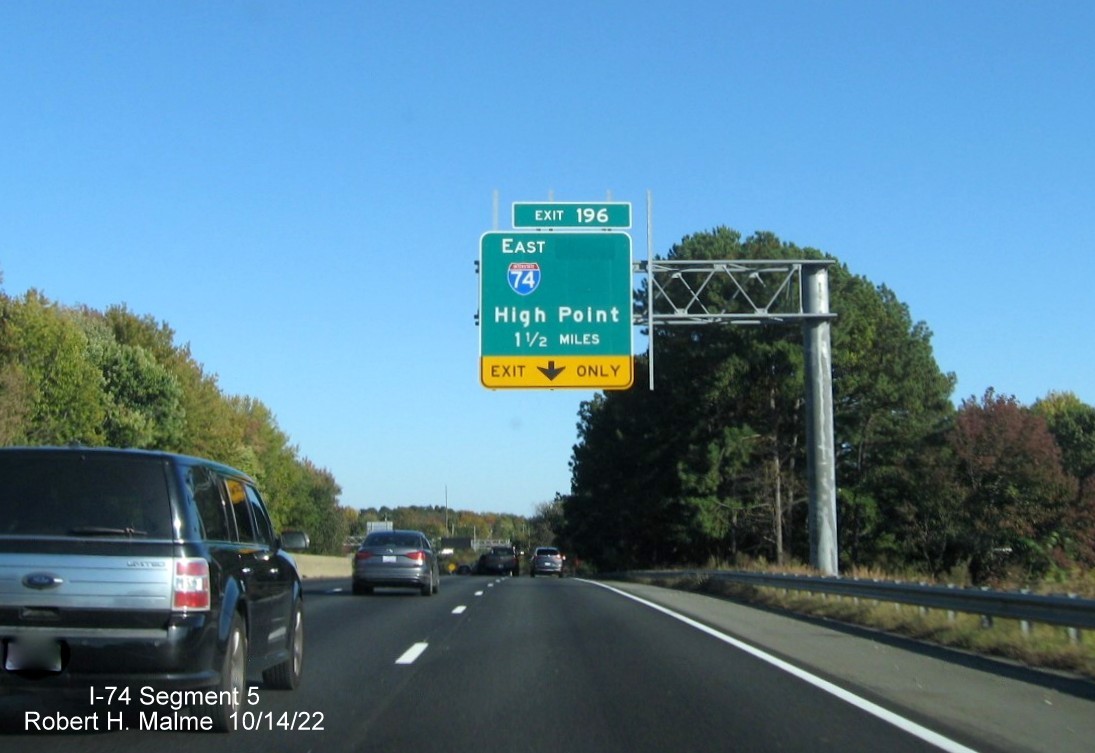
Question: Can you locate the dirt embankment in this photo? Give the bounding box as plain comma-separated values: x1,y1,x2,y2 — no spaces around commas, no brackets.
293,553,352,579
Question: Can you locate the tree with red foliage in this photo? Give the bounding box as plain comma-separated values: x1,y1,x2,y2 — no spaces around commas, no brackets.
950,389,1076,583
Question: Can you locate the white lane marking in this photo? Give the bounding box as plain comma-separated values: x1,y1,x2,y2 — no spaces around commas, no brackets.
395,642,429,665
587,580,981,753
488,582,495,588
452,606,467,614
474,590,484,597
326,588,344,594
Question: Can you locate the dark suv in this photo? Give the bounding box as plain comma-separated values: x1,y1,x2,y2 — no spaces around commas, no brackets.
0,447,309,731
477,545,519,576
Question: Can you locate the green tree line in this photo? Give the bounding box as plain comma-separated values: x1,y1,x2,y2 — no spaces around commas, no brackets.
0,279,348,554
561,228,1095,585
347,501,561,553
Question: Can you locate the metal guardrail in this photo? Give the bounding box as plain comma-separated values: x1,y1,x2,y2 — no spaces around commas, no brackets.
610,570,1095,633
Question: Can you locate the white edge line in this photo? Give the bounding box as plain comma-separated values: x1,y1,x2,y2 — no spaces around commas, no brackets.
395,642,429,665
585,580,980,753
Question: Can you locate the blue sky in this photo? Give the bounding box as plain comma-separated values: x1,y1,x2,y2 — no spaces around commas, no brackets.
2,2,1093,516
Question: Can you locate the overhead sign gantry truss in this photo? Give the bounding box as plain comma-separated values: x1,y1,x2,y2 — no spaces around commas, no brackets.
638,258,837,326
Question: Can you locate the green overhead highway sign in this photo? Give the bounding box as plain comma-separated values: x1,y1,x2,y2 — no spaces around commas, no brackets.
512,202,632,229
479,230,633,389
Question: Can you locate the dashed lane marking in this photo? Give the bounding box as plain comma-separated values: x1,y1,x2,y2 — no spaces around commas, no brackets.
395,642,429,665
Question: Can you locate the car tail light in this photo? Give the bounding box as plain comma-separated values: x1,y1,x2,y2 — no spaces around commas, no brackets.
404,550,427,563
355,551,374,561
173,558,211,611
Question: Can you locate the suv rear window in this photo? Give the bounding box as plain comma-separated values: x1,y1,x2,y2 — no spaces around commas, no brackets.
0,453,173,539
536,548,560,557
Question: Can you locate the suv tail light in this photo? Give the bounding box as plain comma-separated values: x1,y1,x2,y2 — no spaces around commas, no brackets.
404,550,427,563
173,558,211,611
355,551,374,561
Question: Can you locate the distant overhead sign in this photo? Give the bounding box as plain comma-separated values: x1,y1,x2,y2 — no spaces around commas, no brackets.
512,202,632,229
479,229,633,390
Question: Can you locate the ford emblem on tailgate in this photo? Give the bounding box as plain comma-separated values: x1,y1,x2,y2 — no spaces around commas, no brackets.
23,573,63,590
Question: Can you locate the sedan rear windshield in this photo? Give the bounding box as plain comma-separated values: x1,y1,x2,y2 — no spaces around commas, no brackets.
0,453,173,539
536,549,560,557
364,533,422,548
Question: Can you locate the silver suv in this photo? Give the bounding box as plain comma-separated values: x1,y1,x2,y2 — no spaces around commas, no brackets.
530,546,564,577
0,447,309,731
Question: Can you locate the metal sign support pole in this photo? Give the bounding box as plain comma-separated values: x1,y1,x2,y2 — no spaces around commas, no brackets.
803,264,839,575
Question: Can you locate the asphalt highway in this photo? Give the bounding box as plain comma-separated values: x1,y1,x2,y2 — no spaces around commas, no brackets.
2,575,1092,753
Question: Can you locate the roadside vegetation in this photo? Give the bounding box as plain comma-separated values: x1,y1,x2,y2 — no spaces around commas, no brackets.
0,271,565,556
0,279,346,553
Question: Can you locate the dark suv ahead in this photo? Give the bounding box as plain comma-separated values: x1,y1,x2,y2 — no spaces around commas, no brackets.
0,447,309,731
477,545,519,576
